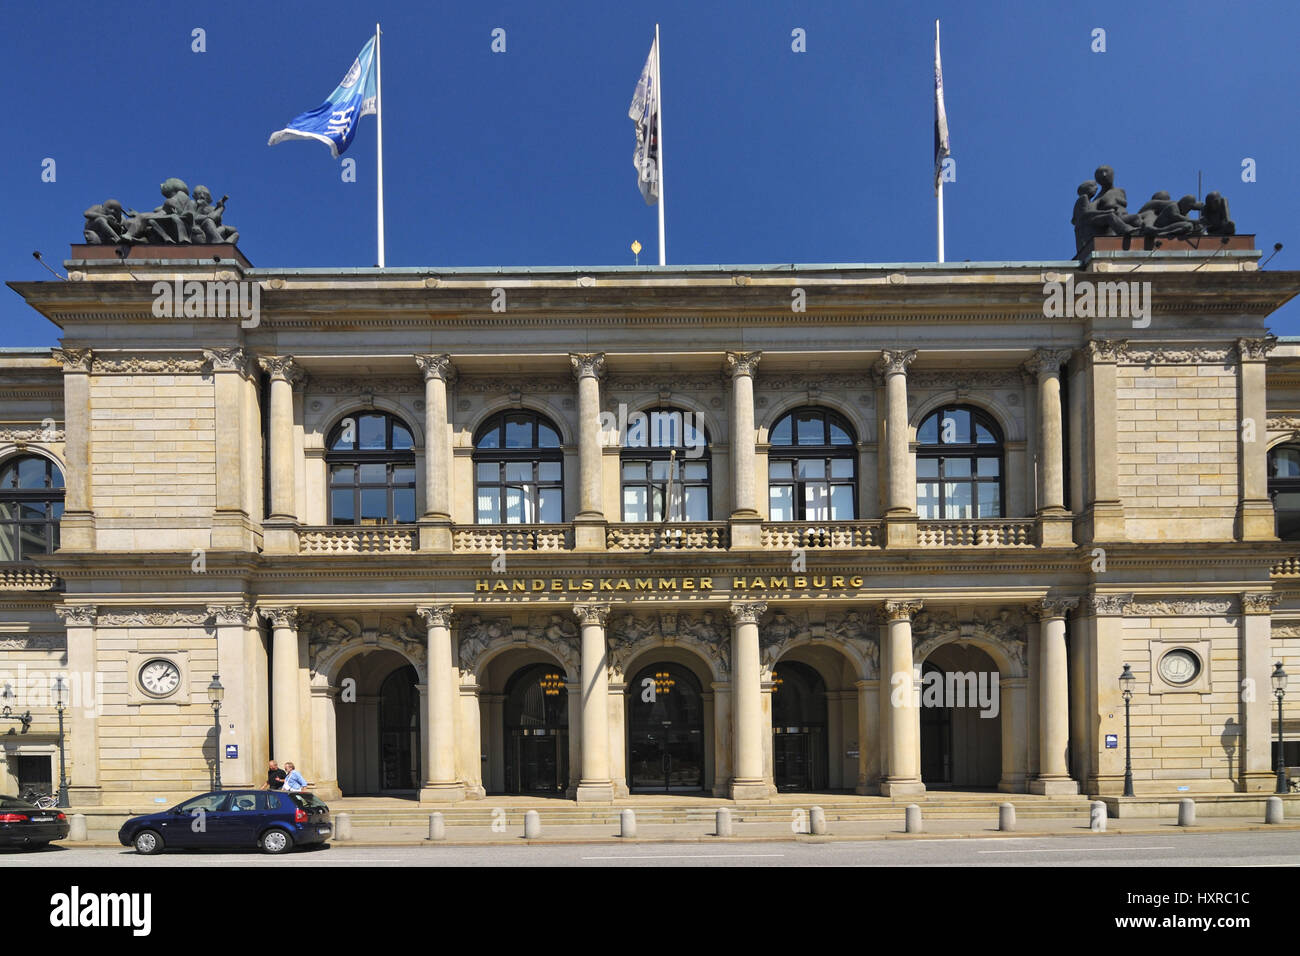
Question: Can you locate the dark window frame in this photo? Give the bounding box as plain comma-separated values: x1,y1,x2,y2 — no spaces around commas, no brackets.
1268,443,1300,540
0,455,64,561
619,406,712,522
325,412,417,526
767,407,858,521
473,410,565,524
915,405,1005,520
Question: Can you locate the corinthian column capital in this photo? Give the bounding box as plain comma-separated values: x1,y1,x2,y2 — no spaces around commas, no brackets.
728,601,768,626
1033,597,1080,621
52,348,93,373
417,605,456,629
1237,336,1278,363
724,351,762,378
416,354,456,382
257,355,305,384
573,602,613,627
258,606,300,630
875,349,917,377
1023,348,1074,376
569,352,606,381
882,599,923,622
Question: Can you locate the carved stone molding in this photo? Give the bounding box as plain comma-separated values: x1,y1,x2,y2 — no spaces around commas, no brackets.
307,376,423,395
0,427,65,442
1023,348,1074,376
259,606,300,630
758,609,808,668
908,369,1022,389
457,376,571,394
1034,597,1080,621
1237,336,1278,362
202,347,252,375
1095,342,1235,367
1272,622,1300,638
1086,339,1127,364
572,602,613,627
909,607,1029,676
1085,593,1133,616
0,634,65,650
569,353,607,382
415,354,456,383
1241,592,1281,615
1124,598,1236,617
54,605,96,627
605,374,722,392
95,608,214,626
882,599,923,622
728,601,768,626
458,614,513,671
605,610,730,678
94,354,209,374
724,351,762,378
1267,417,1300,433
875,349,917,377
51,348,93,373
258,355,305,384
206,603,257,627
416,605,455,629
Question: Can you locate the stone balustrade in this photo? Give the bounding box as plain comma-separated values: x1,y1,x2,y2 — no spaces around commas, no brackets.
916,520,1035,547
452,524,574,552
606,522,729,551
759,521,881,549
298,526,416,554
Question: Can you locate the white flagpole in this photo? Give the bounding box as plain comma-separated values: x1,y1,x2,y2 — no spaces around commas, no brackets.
375,22,386,268
655,23,666,266
935,19,944,264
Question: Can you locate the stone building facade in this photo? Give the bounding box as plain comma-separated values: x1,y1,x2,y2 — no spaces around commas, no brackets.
2,247,1299,806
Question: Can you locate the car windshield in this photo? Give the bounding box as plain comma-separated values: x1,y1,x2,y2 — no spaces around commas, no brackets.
0,797,37,810
175,793,228,813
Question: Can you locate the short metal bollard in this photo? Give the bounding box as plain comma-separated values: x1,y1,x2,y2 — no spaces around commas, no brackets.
810,806,827,835
428,812,445,841
1266,796,1284,825
334,811,352,841
620,808,637,838
1177,798,1195,827
905,804,922,834
998,803,1015,832
715,807,733,837
69,813,88,842
524,809,541,839
1090,801,1107,832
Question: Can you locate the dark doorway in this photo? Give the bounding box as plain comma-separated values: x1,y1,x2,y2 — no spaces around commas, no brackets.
627,663,705,792
771,660,828,791
379,666,421,791
504,664,569,793
919,662,953,785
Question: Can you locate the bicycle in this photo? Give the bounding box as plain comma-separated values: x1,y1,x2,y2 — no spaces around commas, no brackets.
20,787,58,810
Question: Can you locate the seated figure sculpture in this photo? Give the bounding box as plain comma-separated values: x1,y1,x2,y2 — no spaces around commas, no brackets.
83,199,127,244
191,186,239,245
1075,165,1142,247
122,178,197,244
1201,191,1235,235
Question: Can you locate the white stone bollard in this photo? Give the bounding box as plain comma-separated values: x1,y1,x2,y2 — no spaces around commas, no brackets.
998,803,1016,832
334,811,352,841
1090,801,1107,832
905,804,922,834
715,807,733,837
620,808,636,838
1177,798,1195,827
428,812,445,841
810,806,827,835
1266,796,1284,825
69,813,88,842
524,809,541,839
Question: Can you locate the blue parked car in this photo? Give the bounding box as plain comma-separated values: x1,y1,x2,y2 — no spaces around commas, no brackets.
118,790,331,855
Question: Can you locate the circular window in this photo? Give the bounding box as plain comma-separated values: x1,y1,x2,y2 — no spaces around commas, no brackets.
1157,649,1201,686
138,658,181,699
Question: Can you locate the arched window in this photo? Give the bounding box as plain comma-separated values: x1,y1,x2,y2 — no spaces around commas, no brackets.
768,407,857,521
474,411,563,523
1269,444,1300,539
620,407,711,521
326,412,416,525
0,456,64,561
916,406,1003,519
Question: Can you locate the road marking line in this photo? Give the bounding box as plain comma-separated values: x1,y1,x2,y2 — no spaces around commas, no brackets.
581,853,786,860
978,845,1167,854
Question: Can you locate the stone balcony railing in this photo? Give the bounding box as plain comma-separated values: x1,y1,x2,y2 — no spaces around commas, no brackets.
760,521,881,549
0,562,63,591
453,524,574,552
916,519,1036,548
607,522,729,551
298,526,416,554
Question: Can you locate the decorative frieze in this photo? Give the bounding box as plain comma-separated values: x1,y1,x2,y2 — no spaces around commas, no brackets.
0,427,65,443
1241,592,1281,615
307,376,423,394
605,610,730,677
907,369,1023,389
1085,593,1133,616
1091,340,1235,366
0,634,65,650
1124,597,1236,616
93,354,210,374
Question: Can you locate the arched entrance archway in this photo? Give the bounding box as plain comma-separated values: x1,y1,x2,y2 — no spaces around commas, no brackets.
379,666,420,790
919,645,1002,789
627,662,706,792
503,663,570,793
771,660,827,791
334,648,423,796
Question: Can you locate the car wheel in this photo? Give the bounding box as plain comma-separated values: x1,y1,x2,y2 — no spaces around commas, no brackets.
260,829,293,854
133,830,164,855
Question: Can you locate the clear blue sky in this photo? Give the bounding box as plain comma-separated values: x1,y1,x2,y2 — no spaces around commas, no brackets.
4,0,1298,346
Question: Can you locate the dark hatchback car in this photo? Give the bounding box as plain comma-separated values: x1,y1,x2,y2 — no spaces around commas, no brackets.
118,790,331,855
0,796,70,849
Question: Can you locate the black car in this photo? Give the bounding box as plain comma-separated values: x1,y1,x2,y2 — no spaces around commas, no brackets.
117,790,331,855
0,795,70,849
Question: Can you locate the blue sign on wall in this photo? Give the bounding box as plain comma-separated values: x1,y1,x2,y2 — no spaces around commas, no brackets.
225,744,238,759
1104,734,1118,749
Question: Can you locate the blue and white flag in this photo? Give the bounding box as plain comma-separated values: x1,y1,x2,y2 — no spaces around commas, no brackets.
629,36,660,206
268,36,378,158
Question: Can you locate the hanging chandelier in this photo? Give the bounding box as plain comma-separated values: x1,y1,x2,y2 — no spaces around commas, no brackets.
539,672,564,696
653,670,676,694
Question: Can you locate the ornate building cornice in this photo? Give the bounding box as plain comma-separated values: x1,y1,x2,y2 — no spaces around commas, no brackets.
0,633,65,650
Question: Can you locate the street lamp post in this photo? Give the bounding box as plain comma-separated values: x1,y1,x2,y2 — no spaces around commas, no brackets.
1120,663,1135,798
1272,662,1288,795
54,675,69,808
207,674,225,791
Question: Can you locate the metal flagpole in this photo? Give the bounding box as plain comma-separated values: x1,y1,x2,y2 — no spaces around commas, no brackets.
938,180,945,263
375,22,386,268
655,23,666,266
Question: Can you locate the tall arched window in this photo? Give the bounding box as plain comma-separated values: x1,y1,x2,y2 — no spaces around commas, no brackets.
474,410,563,523
1269,443,1300,539
0,456,64,561
326,412,416,525
916,406,1003,519
620,407,711,521
768,407,857,520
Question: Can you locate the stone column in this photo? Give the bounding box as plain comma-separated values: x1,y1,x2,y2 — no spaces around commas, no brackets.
1241,592,1281,790
574,603,614,800
1030,597,1080,794
729,601,769,799
416,354,455,551
309,681,341,800
416,605,464,801
1237,338,1277,540
459,680,485,798
258,356,304,552
208,602,257,788
260,607,303,769
54,605,99,803
1026,348,1075,546
204,348,256,549
855,678,876,794
711,681,733,797
1081,593,1130,793
608,677,628,797
482,693,505,793
876,350,917,547
997,677,1029,792
1083,341,1126,540
569,353,607,550
51,349,94,549
880,599,925,795
725,352,762,548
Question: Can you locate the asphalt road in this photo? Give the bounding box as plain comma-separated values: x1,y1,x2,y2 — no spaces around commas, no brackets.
7,831,1300,866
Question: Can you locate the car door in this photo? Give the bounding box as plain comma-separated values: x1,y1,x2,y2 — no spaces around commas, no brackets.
214,792,262,846
164,792,230,848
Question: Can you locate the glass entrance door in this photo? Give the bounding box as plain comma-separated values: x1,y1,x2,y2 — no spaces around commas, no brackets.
773,731,812,791
512,730,566,792
504,664,570,794
627,663,705,792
